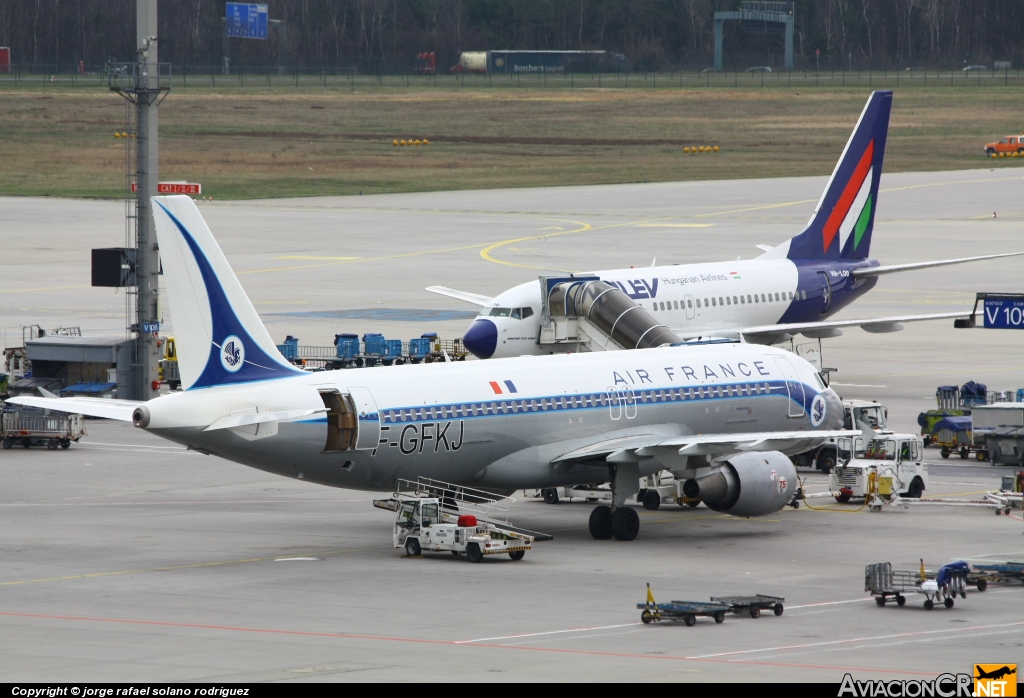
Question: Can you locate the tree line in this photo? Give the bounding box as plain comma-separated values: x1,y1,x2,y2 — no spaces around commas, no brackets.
1,0,1022,73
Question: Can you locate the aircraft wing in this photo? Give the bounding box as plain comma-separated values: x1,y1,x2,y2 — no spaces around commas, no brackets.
673,311,973,344
552,429,858,463
425,286,493,307
851,251,1024,277
5,394,142,421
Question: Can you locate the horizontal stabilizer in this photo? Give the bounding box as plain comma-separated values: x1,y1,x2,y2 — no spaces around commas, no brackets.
425,285,493,307
5,395,141,421
204,408,327,432
851,251,1024,277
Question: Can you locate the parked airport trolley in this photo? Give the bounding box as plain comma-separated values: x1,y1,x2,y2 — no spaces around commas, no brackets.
373,477,551,562
710,594,785,618
865,561,969,610
638,584,732,626
1,405,86,450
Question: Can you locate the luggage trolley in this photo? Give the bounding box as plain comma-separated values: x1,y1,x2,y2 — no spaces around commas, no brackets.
710,594,785,618
637,584,729,627
865,561,968,610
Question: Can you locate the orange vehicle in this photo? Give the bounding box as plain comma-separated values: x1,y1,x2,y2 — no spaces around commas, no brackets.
984,134,1024,155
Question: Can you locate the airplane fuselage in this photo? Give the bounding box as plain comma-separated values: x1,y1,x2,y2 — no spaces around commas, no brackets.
466,257,880,359
140,343,843,493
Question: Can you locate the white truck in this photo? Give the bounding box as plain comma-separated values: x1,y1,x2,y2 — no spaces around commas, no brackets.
373,478,546,562
794,399,889,472
829,434,929,509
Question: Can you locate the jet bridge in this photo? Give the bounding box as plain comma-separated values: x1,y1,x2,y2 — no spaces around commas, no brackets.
537,276,680,352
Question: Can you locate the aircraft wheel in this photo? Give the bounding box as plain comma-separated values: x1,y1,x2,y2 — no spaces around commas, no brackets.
944,597,954,608
542,488,559,504
924,599,934,610
683,614,696,627
2,438,12,449
508,550,525,561
405,538,421,557
611,507,640,541
47,439,59,451
896,595,906,607
588,506,613,540
687,500,700,508
774,604,784,616
641,610,653,624
642,490,661,510
750,606,761,618
714,611,725,624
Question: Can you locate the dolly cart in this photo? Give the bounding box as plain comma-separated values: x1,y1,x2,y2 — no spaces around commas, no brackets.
710,595,785,618
373,477,551,562
1,406,86,450
638,584,729,626
969,562,1024,590
866,561,968,610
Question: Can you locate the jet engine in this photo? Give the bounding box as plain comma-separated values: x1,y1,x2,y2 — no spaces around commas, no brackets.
681,451,797,517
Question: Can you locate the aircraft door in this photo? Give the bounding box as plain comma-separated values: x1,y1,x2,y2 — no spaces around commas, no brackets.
348,386,381,450
319,389,357,452
816,271,833,314
606,388,622,420
684,295,696,320
621,388,637,419
773,357,806,418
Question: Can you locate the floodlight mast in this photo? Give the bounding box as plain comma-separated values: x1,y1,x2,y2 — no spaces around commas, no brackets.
109,0,169,400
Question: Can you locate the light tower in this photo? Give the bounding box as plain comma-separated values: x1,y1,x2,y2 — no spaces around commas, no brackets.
109,0,169,400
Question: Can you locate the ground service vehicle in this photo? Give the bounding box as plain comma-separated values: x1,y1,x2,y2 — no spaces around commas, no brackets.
794,399,889,472
985,134,1024,156
373,479,543,562
830,434,928,504
159,336,180,390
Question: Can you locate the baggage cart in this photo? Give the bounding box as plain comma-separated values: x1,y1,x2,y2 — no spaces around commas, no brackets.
969,562,1024,590
710,594,785,618
637,585,728,626
865,561,968,610
1,406,86,450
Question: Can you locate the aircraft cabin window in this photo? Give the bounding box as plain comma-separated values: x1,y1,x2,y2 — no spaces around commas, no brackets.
726,297,731,305
761,294,766,302
696,299,701,308
774,292,779,301
733,296,738,305
719,297,724,306
672,300,678,310
711,298,716,306
687,300,692,309
521,307,534,319
789,292,794,300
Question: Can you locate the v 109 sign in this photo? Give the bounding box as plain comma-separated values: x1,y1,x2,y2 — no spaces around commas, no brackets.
983,296,1024,329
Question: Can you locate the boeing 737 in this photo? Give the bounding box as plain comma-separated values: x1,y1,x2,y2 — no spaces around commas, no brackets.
428,91,1020,359
11,196,856,542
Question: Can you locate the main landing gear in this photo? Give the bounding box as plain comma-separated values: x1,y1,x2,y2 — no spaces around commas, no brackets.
588,462,642,541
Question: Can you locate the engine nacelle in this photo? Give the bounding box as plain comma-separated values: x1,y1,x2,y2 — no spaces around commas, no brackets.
682,451,796,517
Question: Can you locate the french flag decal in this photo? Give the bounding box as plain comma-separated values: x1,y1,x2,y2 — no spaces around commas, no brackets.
489,380,518,394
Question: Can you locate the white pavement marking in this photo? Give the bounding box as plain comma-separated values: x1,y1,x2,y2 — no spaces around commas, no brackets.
687,621,1024,659
455,623,641,644
786,598,873,610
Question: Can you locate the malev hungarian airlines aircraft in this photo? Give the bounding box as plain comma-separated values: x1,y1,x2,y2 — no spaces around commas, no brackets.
429,91,1020,360
11,197,855,542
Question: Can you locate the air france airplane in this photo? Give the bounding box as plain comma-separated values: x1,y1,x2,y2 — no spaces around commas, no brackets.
429,91,1020,359
11,196,855,542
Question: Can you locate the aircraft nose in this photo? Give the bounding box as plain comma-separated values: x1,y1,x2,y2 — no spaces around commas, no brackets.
463,319,498,359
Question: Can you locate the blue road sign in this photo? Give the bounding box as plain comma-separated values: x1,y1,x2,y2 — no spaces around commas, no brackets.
226,3,268,39
142,322,161,333
983,296,1024,329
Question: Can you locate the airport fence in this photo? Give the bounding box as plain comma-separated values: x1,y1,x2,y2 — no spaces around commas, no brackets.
2,62,1024,92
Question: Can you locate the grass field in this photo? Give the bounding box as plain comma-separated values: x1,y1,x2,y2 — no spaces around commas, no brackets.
1,80,1022,199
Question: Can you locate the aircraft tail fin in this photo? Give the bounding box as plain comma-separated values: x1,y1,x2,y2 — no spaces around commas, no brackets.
782,91,892,261
152,196,301,390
